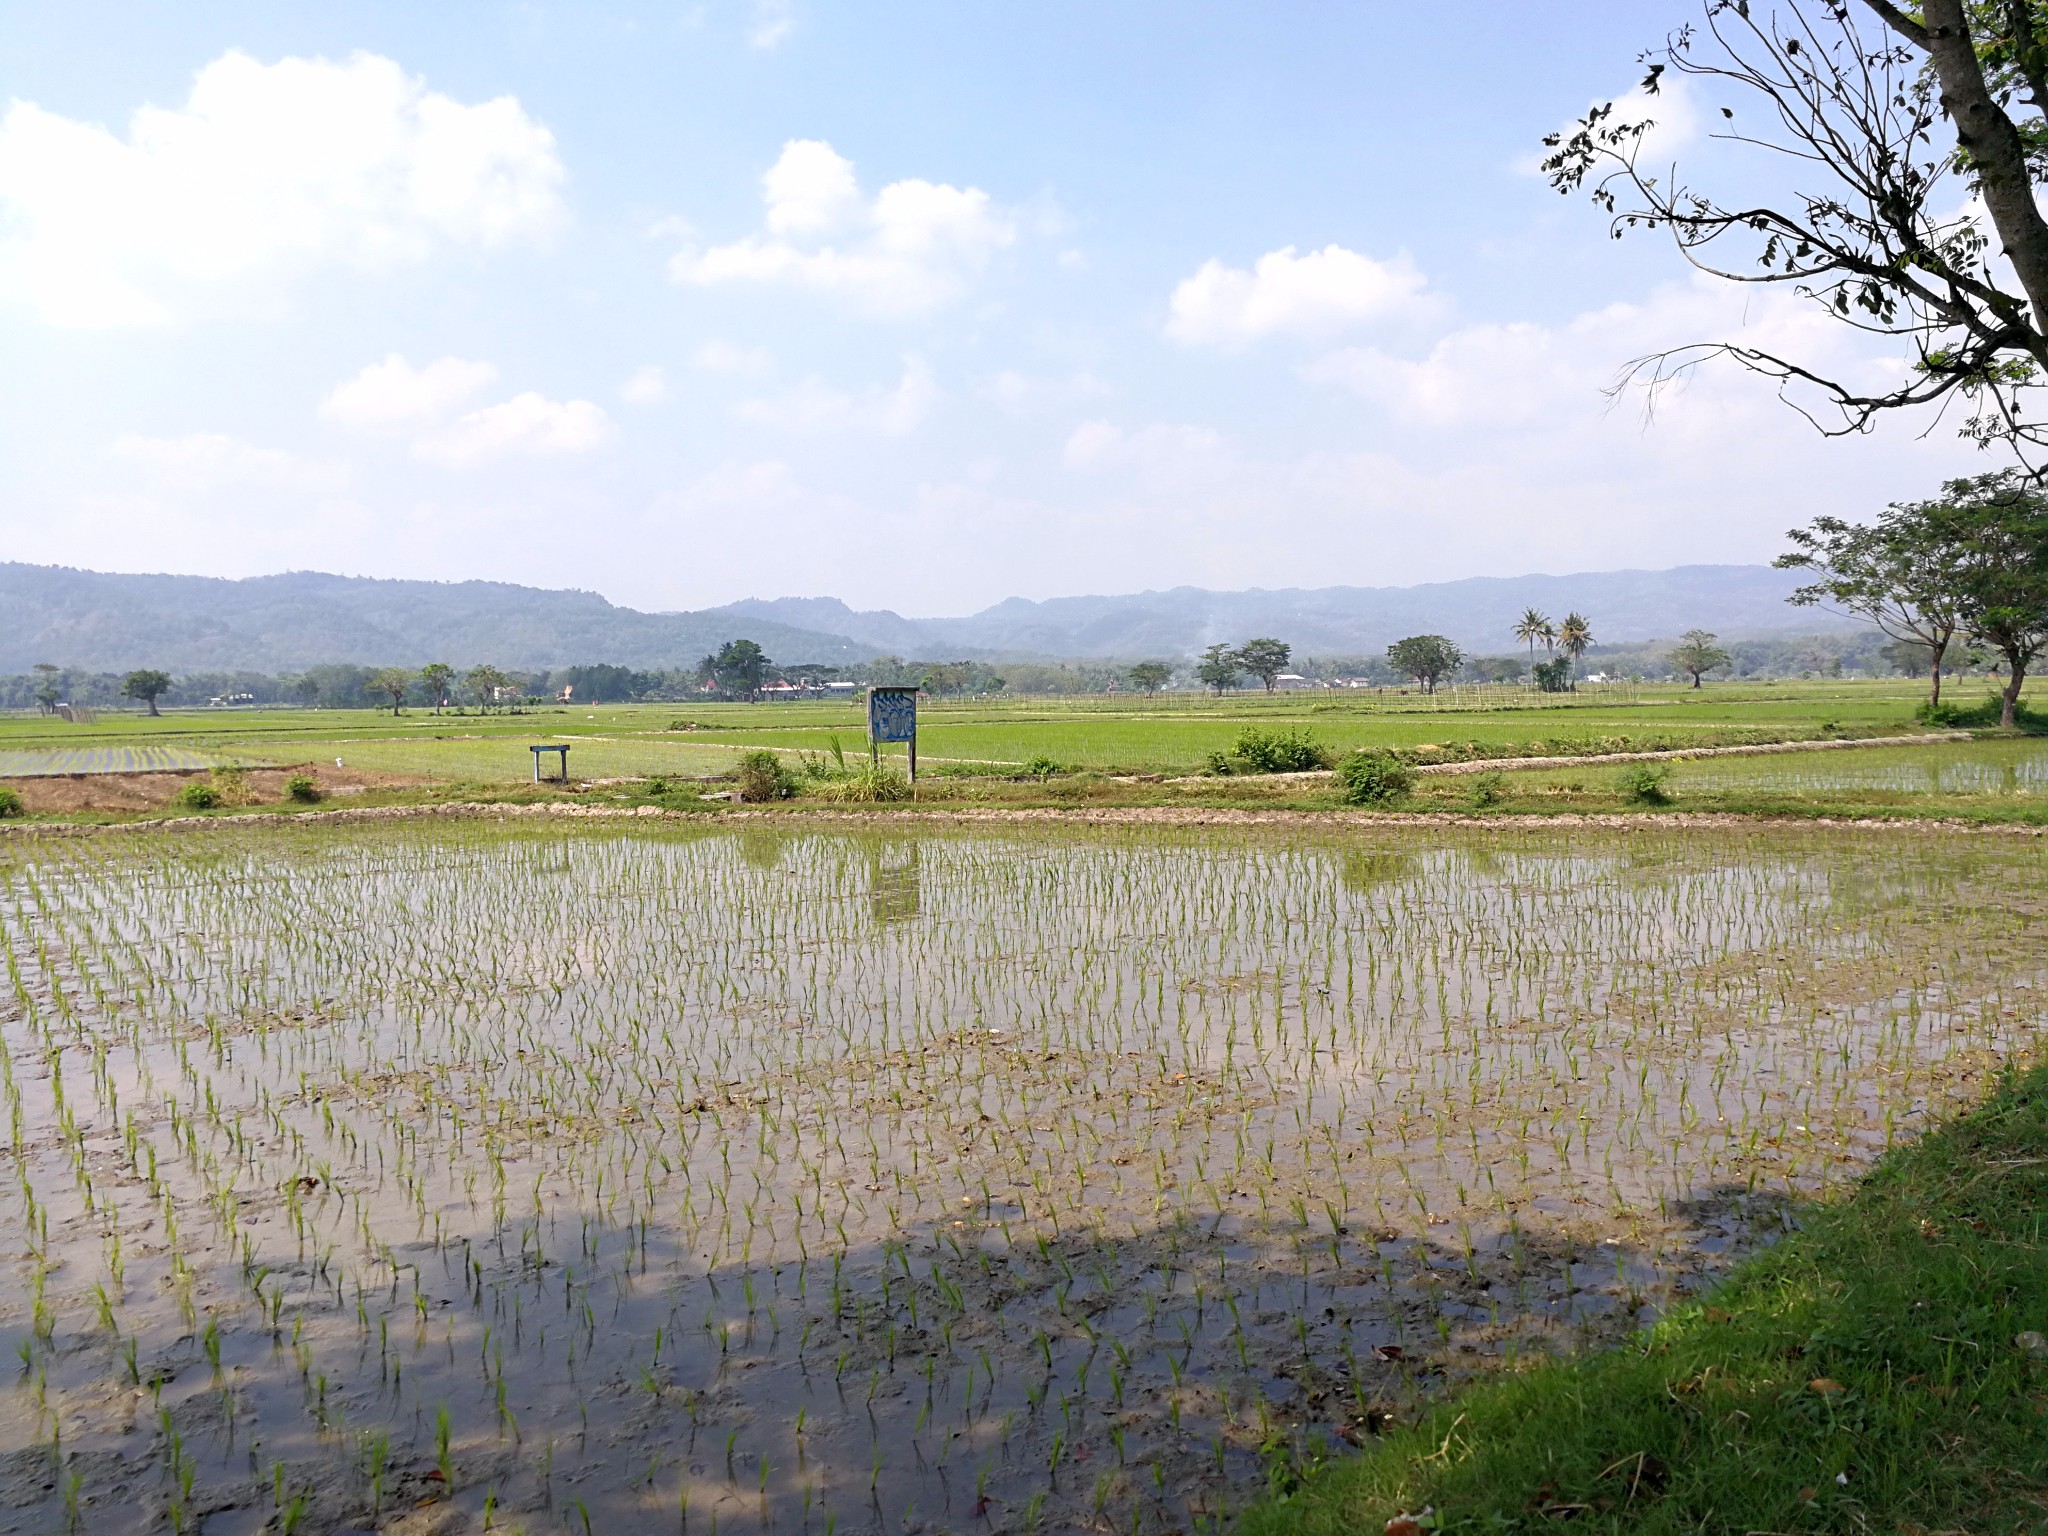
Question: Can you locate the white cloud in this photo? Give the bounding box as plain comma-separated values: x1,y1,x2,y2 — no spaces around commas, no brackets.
982,369,1111,414
1166,244,1431,347
0,49,565,328
111,433,348,493
619,365,669,404
669,139,1015,314
748,0,798,49
736,356,936,434
322,353,615,467
693,340,775,376
1062,420,1230,482
414,393,618,468
320,354,499,432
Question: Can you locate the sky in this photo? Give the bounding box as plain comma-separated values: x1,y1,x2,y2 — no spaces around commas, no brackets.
0,1,1991,616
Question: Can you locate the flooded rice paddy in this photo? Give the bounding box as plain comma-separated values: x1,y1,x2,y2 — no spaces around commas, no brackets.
1,820,2043,1535
1667,736,2048,797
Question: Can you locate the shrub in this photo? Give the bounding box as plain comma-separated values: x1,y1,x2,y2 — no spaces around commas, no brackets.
1916,695,2042,730
1335,751,1413,806
1531,658,1573,693
1227,727,1331,774
0,787,22,818
734,750,800,803
812,765,912,802
1024,754,1062,781
284,774,321,803
1613,762,1674,805
1466,770,1506,809
174,781,222,810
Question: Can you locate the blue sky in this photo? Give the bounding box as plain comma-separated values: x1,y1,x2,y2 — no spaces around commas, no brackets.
0,2,1980,615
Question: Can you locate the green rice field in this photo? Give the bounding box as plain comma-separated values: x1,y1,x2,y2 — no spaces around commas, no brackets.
0,746,222,778
2,818,2041,1534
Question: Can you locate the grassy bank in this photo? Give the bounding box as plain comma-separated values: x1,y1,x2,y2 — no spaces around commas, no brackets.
1241,1061,2048,1536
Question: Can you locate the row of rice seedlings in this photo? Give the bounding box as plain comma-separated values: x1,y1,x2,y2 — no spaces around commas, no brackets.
0,820,2038,1532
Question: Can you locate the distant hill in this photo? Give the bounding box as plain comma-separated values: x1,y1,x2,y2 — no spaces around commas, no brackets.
716,565,1848,660
0,561,1846,675
0,566,866,673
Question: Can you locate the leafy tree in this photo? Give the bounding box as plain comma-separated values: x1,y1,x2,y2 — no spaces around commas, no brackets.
1385,635,1463,694
120,669,172,717
1512,608,1554,661
369,667,414,715
1531,657,1574,693
1128,661,1172,693
418,662,454,712
1557,612,1594,676
1235,637,1292,693
285,673,320,709
1934,470,2048,727
465,664,508,711
1543,2,2048,456
31,663,62,715
706,639,771,699
1669,630,1731,689
1777,500,1971,706
1196,643,1243,694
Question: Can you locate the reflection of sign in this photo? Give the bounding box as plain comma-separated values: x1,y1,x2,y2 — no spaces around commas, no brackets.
868,687,918,744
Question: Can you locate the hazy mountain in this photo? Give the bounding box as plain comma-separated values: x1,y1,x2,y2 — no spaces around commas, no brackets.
0,561,1845,676
0,565,866,673
717,565,1848,660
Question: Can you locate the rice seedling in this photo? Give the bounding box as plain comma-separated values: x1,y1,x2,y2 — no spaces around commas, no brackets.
0,817,2039,1531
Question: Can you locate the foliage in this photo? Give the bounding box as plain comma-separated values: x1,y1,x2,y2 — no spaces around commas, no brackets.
1385,635,1462,694
1613,762,1674,805
0,786,21,818
1668,629,1731,688
1556,611,1593,669
1236,637,1293,692
701,640,772,699
1466,770,1506,809
284,774,321,803
1530,657,1574,693
1927,470,2048,727
173,781,221,810
1334,751,1413,806
1513,607,1554,657
1226,727,1331,774
120,669,172,716
734,749,799,802
1241,1060,2048,1536
1023,754,1062,781
369,667,414,715
1916,692,2046,730
810,765,913,802
465,664,510,710
1196,643,1243,694
418,662,454,709
1127,661,1172,693
1541,1,2048,456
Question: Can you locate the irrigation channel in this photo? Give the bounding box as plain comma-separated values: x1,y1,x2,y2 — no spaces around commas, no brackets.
1,820,2042,1534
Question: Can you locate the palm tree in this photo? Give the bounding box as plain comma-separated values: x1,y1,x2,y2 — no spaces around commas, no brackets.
1557,612,1594,677
1513,608,1554,662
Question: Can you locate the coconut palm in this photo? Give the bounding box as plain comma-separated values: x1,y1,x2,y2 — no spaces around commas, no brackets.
1557,612,1594,675
1513,608,1554,661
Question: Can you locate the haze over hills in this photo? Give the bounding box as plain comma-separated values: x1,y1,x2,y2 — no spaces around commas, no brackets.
0,561,1849,675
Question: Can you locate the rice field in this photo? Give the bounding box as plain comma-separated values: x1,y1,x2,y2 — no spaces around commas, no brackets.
1666,735,2048,797
232,737,747,782
1,820,2042,1535
0,747,221,778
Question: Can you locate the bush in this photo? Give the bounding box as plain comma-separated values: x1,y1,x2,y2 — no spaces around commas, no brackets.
284,774,321,803
1335,751,1413,806
734,750,800,803
174,781,222,810
0,787,22,819
1023,754,1062,781
812,765,913,803
1226,727,1332,774
1531,658,1573,693
1916,694,2042,730
1466,770,1506,809
1613,762,1674,805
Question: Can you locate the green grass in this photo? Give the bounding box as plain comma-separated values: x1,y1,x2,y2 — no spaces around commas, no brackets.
1240,1060,2048,1536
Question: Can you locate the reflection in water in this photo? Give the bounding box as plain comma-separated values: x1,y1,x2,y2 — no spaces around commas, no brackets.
868,839,922,922
1338,848,1413,893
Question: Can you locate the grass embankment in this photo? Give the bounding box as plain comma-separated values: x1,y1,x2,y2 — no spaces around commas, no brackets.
1242,1063,2048,1536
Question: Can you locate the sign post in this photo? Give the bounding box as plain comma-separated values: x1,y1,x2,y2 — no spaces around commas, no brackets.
866,686,919,782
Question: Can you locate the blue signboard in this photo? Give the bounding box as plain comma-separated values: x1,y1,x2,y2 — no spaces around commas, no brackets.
867,687,918,744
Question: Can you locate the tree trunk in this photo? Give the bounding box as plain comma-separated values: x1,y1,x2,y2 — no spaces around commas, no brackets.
147,697,160,717
1691,673,1702,689
1929,639,1946,708
2000,654,2028,728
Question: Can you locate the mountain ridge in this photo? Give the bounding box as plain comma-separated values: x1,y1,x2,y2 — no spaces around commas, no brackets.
0,561,1845,674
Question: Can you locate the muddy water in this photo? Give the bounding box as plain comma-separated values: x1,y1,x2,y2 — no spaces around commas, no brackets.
0,821,2041,1535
